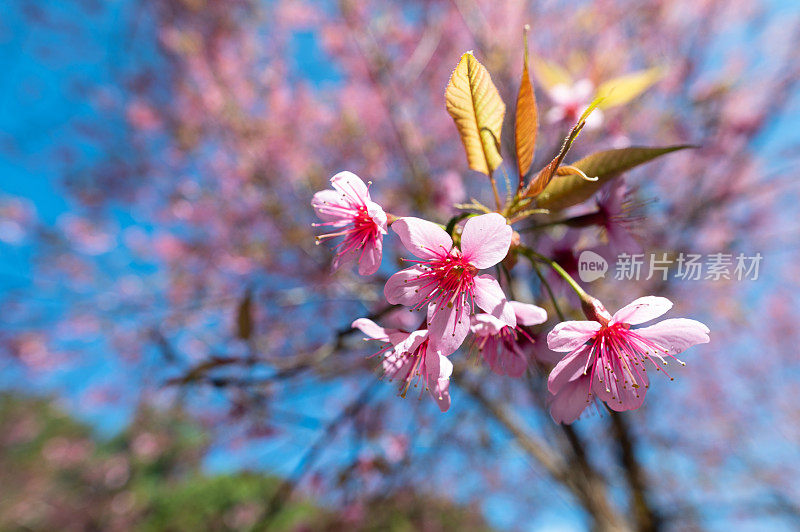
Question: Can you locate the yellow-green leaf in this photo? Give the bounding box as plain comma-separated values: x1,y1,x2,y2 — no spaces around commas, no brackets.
515,26,538,180
531,56,572,90
536,145,692,210
595,67,664,110
445,51,506,176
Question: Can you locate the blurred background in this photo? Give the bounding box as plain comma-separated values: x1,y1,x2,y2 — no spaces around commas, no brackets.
1,0,799,530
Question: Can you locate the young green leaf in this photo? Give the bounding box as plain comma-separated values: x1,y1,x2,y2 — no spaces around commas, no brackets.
531,56,572,90
595,67,664,110
536,145,693,210
515,25,538,182
445,51,506,176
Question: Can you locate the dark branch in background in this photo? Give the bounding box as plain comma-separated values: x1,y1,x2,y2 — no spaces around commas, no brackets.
259,381,380,527
455,365,631,531
609,411,661,532
160,305,401,388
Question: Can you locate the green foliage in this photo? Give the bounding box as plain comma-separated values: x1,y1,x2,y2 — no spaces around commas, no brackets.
535,145,693,210
0,393,495,531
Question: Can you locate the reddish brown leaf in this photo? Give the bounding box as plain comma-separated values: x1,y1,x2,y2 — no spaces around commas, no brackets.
515,25,537,182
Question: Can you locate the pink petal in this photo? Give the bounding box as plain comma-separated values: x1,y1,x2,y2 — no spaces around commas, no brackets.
331,246,357,271
545,107,566,124
506,345,529,377
478,335,501,370
311,189,351,224
425,352,453,412
395,330,427,354
583,107,604,130
573,79,594,100
547,321,601,352
431,381,452,412
430,378,452,412
365,201,388,234
383,351,413,381
392,217,453,260
634,318,710,355
384,267,434,306
330,171,370,204
491,344,527,378
549,375,592,424
473,275,516,328
352,318,390,341
547,345,591,393
548,84,573,106
383,331,425,380
352,318,409,346
460,213,512,269
611,296,673,326
592,355,648,412
427,302,470,356
470,314,506,336
426,350,453,381
511,301,548,326
357,237,382,276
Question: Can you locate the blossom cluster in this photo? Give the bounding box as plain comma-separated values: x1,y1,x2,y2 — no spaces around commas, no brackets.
313,170,710,422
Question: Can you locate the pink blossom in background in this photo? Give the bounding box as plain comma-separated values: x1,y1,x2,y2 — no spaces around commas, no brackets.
352,318,453,412
547,296,710,424
471,301,548,377
385,213,515,355
0,195,36,245
125,99,161,131
381,434,409,464
432,170,466,213
312,171,387,276
57,214,114,255
545,79,603,130
594,178,644,256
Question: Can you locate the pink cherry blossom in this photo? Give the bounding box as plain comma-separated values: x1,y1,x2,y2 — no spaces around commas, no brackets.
352,318,453,412
547,296,709,424
312,171,387,275
594,178,644,256
384,213,516,355
471,301,548,377
546,79,603,130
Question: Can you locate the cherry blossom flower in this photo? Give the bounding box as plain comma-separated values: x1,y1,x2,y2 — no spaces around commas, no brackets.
595,178,644,256
547,296,709,424
546,79,603,130
471,301,548,377
353,318,453,412
312,171,387,275
384,213,516,355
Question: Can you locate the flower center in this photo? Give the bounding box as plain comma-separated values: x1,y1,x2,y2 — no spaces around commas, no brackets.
380,339,428,398
411,253,477,315
314,205,378,253
581,323,686,404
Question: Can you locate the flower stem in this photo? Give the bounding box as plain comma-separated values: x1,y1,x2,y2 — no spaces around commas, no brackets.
518,247,588,299
531,262,565,321
488,173,502,211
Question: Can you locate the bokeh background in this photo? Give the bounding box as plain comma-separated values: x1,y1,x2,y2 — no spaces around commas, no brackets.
1,0,800,530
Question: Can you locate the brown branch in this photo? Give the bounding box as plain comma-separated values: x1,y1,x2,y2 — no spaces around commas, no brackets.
258,380,379,527
456,367,631,531
609,411,660,532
